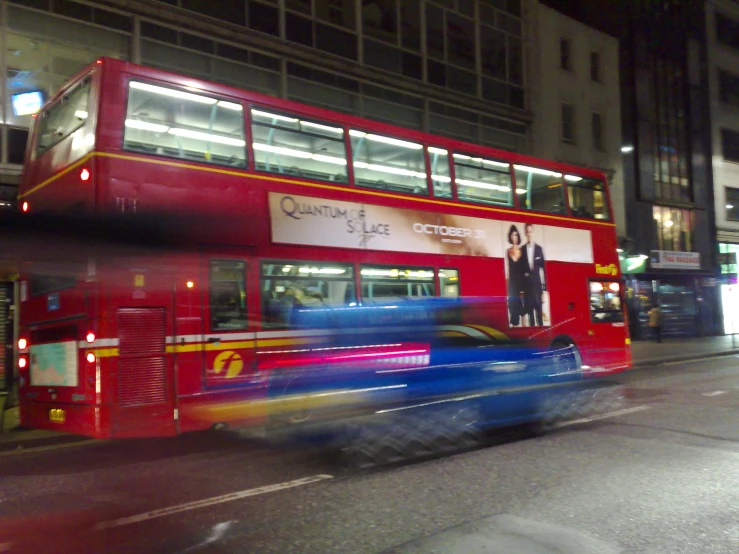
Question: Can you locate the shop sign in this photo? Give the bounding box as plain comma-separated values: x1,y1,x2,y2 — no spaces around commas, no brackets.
650,250,700,270
620,255,647,274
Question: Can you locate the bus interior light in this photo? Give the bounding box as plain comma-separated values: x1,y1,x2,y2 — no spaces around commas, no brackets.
86,352,96,364
364,134,422,150
130,81,217,105
300,120,343,134
80,168,91,181
251,109,298,122
564,175,583,182
86,332,96,343
18,357,27,369
591,282,604,292
18,338,28,350
609,283,621,292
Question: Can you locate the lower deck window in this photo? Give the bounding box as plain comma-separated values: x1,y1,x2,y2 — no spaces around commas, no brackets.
360,266,435,301
590,280,624,323
261,261,356,327
210,260,248,330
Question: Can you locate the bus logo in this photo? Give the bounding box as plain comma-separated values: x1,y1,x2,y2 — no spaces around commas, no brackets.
213,351,244,378
595,263,618,276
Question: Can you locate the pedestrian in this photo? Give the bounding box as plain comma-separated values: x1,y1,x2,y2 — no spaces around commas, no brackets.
648,304,662,343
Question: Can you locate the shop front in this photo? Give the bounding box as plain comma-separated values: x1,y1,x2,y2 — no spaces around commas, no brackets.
622,251,720,340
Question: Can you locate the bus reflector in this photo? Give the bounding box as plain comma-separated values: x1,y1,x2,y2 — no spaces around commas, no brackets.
86,332,96,343
80,168,91,181
18,338,27,350
18,357,27,369
22,201,29,212
86,352,96,364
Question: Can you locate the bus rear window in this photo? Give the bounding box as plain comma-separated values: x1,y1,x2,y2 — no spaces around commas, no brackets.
36,78,91,156
123,81,246,168
590,280,624,323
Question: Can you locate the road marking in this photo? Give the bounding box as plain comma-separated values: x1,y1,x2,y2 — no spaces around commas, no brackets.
0,439,105,458
554,405,650,428
95,474,333,530
702,390,728,397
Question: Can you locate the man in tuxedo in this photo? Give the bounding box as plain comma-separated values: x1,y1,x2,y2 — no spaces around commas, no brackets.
523,223,547,326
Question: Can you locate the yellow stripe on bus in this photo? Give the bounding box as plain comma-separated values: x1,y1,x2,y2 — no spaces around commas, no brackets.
464,324,510,341
22,151,617,228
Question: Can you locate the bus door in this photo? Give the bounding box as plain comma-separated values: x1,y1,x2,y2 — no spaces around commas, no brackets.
111,265,176,438
201,259,259,424
585,279,628,371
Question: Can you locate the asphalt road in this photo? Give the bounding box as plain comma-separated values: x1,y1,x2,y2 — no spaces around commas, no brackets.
1,355,737,554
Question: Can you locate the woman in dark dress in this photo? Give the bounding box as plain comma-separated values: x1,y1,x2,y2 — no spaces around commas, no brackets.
506,225,526,326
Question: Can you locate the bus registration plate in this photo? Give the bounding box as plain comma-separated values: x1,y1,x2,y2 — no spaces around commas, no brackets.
49,408,66,423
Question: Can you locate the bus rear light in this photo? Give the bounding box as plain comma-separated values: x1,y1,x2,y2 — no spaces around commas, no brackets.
86,331,96,343
186,281,195,289
18,338,28,350
80,168,91,181
21,201,29,213
86,352,96,364
18,356,28,369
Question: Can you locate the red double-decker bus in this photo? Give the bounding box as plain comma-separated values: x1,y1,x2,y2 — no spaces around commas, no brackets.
16,58,630,438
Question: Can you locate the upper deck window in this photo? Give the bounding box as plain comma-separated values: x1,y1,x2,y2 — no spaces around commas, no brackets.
123,81,246,168
428,147,452,198
350,130,428,195
453,153,514,206
567,176,610,220
251,108,348,183
36,78,91,156
514,165,567,214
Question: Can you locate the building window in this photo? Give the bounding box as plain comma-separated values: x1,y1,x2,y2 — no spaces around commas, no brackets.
719,70,739,108
716,12,739,52
722,128,739,163
653,206,693,252
561,103,575,144
726,187,739,221
560,38,571,71
591,112,603,151
590,51,601,82
362,0,398,44
210,260,247,331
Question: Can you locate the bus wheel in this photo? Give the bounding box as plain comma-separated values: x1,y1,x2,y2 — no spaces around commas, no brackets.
550,339,581,372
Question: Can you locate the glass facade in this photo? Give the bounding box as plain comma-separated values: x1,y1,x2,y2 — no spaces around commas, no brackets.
652,205,693,252
0,0,529,193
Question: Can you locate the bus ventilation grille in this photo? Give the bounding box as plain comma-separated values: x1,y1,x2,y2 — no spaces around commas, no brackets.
117,307,167,406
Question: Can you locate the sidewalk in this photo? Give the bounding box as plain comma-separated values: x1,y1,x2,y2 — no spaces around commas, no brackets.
630,334,739,369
